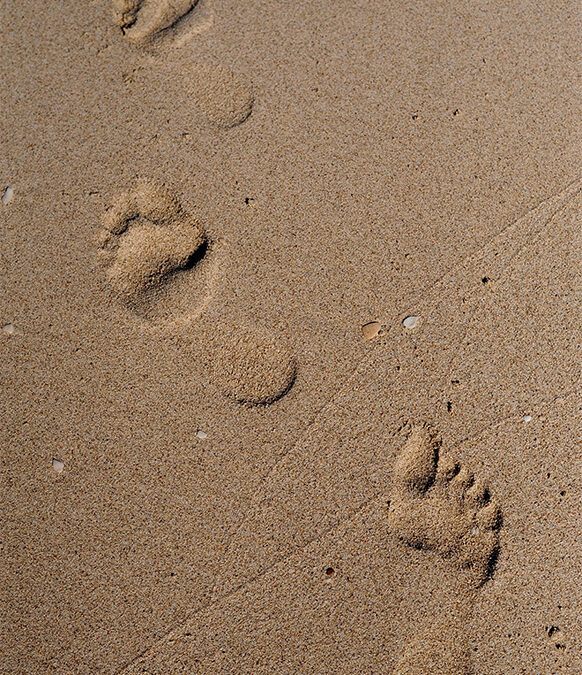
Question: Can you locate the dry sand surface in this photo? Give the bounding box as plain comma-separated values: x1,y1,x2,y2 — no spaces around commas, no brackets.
1,1,581,673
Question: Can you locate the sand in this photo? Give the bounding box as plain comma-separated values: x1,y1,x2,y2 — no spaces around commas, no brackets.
1,1,580,673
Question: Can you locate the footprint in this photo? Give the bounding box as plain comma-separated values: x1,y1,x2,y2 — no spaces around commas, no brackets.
388,422,501,673
98,178,208,319
112,0,200,45
128,59,255,130
98,179,296,406
207,322,296,406
182,62,254,129
388,422,500,586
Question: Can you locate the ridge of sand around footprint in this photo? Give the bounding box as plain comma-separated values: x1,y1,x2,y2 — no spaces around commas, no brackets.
118,179,581,673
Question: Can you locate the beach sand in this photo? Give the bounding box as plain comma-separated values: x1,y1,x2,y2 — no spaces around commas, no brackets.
1,1,580,673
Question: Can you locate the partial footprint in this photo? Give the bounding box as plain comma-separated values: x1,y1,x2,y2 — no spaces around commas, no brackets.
393,628,472,675
112,0,201,45
388,422,501,587
207,322,296,406
114,0,253,129
98,178,211,321
99,179,296,405
388,422,501,674
128,59,254,130
184,62,254,129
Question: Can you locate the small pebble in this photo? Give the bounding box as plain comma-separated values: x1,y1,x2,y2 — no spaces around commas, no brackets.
403,315,419,329
2,187,14,204
52,459,64,473
361,321,382,340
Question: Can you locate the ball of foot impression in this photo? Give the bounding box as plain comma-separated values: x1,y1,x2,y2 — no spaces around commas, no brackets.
213,325,296,405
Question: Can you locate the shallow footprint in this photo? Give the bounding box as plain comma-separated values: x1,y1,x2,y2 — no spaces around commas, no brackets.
205,322,296,406
112,0,200,45
388,422,501,673
130,59,254,130
183,62,254,129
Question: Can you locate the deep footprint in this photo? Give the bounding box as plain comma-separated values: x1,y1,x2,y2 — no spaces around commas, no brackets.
388,422,501,588
112,0,200,45
98,178,207,317
387,423,502,674
99,179,296,406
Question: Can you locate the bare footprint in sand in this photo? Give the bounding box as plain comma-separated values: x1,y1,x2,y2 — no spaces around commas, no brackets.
388,423,501,674
98,179,296,405
183,62,254,129
126,59,255,130
113,1,254,129
112,0,202,45
98,177,208,316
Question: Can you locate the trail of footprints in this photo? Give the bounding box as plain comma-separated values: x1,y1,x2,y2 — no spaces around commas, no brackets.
98,178,296,406
99,2,577,671
96,78,579,666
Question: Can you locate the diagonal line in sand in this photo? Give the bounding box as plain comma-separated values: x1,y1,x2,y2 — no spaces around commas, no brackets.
210,175,582,594
115,175,582,674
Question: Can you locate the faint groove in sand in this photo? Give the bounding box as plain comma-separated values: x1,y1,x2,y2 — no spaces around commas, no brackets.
211,175,582,596
445,387,579,458
115,176,582,673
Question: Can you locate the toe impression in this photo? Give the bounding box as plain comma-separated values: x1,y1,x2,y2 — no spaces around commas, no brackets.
393,423,440,494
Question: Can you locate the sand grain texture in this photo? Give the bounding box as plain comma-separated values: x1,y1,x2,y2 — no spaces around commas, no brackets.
1,0,581,673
